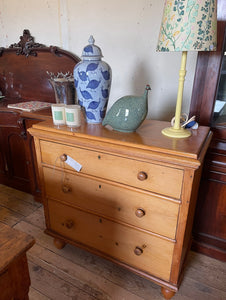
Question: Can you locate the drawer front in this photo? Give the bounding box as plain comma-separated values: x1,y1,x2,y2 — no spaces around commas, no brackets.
40,140,183,198
43,167,179,239
48,199,174,281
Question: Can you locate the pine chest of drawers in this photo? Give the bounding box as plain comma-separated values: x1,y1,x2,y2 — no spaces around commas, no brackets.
29,119,212,299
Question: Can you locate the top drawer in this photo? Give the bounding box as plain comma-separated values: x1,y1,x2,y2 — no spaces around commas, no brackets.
40,140,183,199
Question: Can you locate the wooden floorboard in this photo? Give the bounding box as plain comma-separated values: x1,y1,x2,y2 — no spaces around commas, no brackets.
0,184,225,300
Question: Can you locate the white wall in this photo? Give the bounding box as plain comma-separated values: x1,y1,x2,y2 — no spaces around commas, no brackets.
0,0,197,121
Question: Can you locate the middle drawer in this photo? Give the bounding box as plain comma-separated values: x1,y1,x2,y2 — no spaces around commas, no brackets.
40,140,183,199
43,166,179,239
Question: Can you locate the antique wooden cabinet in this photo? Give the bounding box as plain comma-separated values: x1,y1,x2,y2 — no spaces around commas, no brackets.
190,0,226,261
29,118,211,299
0,30,79,199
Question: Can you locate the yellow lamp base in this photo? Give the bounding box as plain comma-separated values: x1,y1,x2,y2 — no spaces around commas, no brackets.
162,126,191,138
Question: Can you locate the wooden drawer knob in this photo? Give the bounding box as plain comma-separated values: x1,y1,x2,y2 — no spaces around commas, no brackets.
62,185,71,193
134,247,143,256
64,219,74,229
137,171,148,181
135,208,145,218
60,154,67,162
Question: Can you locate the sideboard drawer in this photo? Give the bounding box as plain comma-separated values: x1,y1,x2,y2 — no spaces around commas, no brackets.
40,140,183,198
43,167,179,239
48,199,174,281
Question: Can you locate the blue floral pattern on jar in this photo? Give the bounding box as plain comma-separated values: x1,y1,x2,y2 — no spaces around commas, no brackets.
73,36,111,124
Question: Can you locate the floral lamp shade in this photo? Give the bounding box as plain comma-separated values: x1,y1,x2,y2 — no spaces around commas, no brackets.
157,0,217,52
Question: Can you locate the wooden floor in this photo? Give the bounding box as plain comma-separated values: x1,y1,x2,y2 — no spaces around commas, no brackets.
0,184,225,300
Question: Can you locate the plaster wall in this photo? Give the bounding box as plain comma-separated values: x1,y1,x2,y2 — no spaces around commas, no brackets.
0,0,197,121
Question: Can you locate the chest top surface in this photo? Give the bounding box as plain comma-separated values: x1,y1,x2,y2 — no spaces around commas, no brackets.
30,118,211,163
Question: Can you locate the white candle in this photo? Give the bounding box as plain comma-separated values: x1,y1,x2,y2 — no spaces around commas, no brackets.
65,105,81,127
51,104,66,126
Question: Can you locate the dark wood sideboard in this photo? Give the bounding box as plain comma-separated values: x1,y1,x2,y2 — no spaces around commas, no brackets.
0,29,80,201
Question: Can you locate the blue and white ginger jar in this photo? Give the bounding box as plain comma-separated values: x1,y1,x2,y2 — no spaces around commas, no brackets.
73,36,112,124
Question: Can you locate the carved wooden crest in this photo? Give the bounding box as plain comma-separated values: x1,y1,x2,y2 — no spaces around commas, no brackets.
9,29,46,57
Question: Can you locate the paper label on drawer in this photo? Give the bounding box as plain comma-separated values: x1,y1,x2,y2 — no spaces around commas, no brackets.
65,155,82,172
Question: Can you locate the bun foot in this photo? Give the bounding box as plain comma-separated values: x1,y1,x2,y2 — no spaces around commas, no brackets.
54,238,66,249
161,287,175,299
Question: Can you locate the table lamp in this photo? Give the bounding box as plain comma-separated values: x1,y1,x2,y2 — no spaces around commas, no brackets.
157,0,217,138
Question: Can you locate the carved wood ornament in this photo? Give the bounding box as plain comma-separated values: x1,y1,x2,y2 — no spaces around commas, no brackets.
9,29,46,57
0,29,67,58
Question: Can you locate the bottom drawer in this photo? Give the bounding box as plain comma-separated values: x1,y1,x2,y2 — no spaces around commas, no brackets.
48,199,174,281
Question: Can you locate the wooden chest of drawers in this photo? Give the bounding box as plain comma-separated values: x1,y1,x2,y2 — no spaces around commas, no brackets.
29,119,212,299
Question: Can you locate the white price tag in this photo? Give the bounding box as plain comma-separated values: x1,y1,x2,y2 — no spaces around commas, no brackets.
65,155,82,172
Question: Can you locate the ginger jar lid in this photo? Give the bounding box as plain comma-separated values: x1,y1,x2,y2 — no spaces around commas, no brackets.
81,35,103,60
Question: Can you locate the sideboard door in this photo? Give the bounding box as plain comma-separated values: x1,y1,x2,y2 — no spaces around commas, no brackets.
0,111,30,193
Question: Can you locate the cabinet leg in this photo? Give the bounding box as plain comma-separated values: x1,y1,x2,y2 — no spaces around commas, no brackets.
161,287,175,299
54,238,66,249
